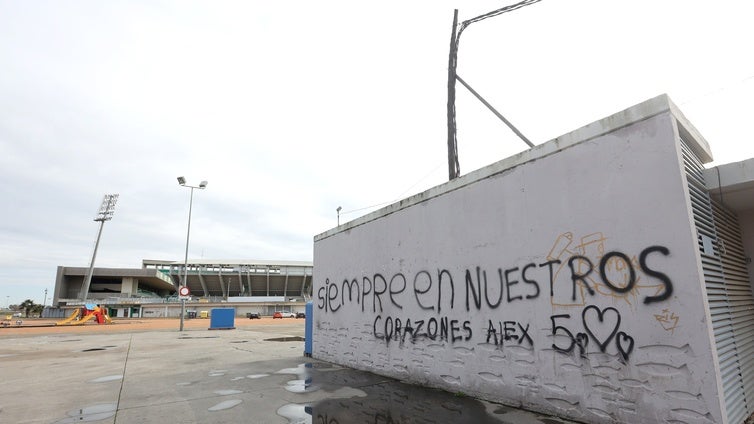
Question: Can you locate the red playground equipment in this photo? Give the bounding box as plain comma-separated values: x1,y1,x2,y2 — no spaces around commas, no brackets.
56,304,112,325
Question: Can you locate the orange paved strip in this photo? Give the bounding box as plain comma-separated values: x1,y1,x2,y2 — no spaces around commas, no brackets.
0,316,304,337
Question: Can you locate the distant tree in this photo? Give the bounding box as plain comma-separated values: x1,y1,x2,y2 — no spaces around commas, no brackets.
19,299,36,318
31,304,44,317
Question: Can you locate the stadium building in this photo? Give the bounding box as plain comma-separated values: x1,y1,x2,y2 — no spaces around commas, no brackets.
51,259,313,318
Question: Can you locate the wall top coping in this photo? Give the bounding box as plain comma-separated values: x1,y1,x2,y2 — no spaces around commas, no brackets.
704,158,754,212
315,94,712,241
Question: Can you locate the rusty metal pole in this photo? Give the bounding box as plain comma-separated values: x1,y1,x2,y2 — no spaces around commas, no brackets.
446,9,460,180
445,2,542,181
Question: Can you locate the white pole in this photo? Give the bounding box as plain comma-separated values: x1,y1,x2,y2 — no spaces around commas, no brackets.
180,187,194,332
80,220,105,300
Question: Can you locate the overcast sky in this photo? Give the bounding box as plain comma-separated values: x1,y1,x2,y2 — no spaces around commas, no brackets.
1,0,753,306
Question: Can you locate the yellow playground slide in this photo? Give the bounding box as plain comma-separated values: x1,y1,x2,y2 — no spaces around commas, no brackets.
70,313,97,325
56,307,112,325
56,309,81,325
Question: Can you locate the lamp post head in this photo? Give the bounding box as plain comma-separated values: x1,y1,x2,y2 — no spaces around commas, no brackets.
199,180,208,189
177,176,186,185
337,206,342,213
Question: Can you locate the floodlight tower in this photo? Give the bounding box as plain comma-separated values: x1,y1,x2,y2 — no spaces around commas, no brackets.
177,176,208,331
79,194,119,300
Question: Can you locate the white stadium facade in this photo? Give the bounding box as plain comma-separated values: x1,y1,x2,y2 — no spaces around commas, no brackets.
50,259,313,318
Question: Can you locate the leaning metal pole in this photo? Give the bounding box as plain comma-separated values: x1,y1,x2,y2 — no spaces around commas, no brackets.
445,1,543,181
446,9,460,181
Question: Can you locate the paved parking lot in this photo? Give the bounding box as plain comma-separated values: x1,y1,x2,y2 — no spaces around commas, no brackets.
0,318,573,423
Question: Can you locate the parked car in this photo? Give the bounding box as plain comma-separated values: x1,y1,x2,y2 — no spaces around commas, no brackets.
246,313,260,319
274,311,295,318
272,312,283,319
295,312,306,319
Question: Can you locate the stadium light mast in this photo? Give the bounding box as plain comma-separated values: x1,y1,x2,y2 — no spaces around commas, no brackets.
178,177,208,331
79,194,119,300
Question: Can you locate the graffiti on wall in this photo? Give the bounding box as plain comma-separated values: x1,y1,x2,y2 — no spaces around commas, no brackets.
547,232,673,308
654,308,680,334
316,233,676,362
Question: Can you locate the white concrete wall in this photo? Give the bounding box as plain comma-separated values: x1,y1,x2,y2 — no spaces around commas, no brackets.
142,306,171,318
313,97,725,423
120,277,137,296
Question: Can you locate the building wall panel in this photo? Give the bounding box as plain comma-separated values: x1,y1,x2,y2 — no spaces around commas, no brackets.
313,102,725,423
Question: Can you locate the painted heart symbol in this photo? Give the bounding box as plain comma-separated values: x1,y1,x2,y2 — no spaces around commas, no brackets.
575,332,589,356
581,305,621,353
616,331,634,360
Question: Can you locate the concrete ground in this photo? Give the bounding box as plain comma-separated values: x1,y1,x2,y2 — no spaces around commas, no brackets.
0,318,575,424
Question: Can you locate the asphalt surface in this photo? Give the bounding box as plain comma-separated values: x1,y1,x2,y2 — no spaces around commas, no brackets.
0,319,576,423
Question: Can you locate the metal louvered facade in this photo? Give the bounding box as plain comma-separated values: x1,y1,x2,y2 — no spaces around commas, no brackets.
683,138,754,424
142,259,314,300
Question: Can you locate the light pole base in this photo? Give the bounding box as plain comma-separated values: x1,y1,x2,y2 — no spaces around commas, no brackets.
179,299,186,331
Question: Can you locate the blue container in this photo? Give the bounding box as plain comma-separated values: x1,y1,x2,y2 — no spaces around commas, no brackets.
304,301,313,356
209,308,235,330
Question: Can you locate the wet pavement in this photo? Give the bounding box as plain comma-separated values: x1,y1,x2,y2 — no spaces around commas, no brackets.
301,362,574,424
0,321,576,423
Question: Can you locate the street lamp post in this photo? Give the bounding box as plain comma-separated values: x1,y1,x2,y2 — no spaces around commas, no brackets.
177,177,207,331
446,0,542,180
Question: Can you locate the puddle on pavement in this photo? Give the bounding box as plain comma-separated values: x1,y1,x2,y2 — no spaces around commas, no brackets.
306,385,506,424
285,378,320,394
272,362,569,424
81,348,106,352
247,374,270,379
494,405,516,414
54,403,117,423
275,363,320,393
229,340,249,343
277,403,312,424
208,399,243,411
265,336,305,342
214,389,243,395
178,336,219,339
89,375,123,383
276,364,308,375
